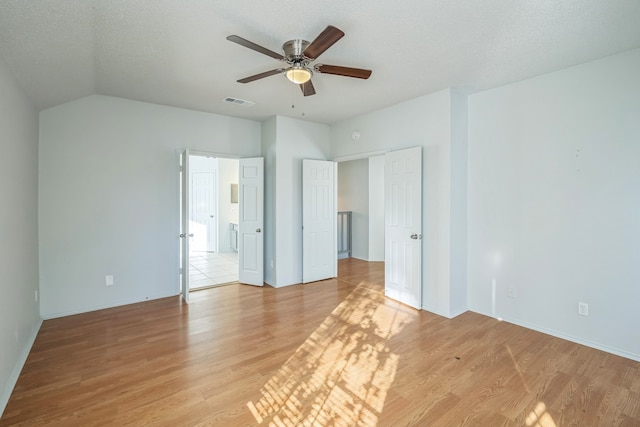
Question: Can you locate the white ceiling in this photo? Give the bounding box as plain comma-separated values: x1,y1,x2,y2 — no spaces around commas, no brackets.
1,1,639,124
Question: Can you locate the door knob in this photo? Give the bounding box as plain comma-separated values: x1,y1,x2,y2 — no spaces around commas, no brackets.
256,228,261,233
180,233,194,238
410,234,422,240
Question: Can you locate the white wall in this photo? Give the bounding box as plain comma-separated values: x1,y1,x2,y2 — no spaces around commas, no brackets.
368,155,385,261
39,95,260,318
338,159,369,260
0,57,42,415
467,49,640,361
261,117,277,286
264,116,331,287
449,91,468,317
217,158,239,253
330,90,464,317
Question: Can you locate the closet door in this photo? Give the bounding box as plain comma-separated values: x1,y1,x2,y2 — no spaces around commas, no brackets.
302,159,337,283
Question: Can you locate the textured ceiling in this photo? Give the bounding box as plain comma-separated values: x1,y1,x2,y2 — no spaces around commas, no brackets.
1,0,639,124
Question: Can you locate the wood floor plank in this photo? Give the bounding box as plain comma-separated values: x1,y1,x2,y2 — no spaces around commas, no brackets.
2,258,639,426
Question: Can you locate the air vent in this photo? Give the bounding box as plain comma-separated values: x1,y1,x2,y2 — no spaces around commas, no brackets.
223,97,255,107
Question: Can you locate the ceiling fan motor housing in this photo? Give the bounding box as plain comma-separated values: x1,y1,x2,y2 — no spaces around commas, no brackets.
282,39,310,63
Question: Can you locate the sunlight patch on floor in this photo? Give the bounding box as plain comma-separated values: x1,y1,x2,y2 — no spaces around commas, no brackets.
526,402,557,427
247,283,418,426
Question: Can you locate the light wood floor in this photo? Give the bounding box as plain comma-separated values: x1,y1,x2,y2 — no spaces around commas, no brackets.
2,259,639,426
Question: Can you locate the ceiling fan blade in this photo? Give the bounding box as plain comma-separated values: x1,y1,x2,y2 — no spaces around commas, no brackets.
300,80,316,96
303,26,345,60
226,35,284,60
315,64,372,79
237,68,284,83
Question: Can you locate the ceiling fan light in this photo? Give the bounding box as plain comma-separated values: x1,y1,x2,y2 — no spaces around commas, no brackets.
285,67,312,84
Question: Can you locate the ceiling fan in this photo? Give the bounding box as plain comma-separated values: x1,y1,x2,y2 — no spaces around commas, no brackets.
226,25,372,96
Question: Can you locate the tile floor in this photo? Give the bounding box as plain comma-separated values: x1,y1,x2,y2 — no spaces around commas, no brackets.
189,251,238,290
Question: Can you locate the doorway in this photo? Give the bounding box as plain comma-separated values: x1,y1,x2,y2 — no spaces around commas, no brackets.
188,154,239,290
337,156,385,263
337,148,422,309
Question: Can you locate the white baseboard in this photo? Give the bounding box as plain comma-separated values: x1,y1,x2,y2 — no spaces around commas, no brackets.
422,305,469,319
1,318,42,417
41,292,176,320
472,309,640,362
448,306,469,319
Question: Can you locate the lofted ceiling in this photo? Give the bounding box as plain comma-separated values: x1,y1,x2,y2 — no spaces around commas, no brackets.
1,1,639,124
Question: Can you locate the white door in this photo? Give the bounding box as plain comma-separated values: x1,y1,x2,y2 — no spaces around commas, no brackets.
385,147,422,309
238,157,264,286
179,149,191,303
302,159,337,283
190,171,217,252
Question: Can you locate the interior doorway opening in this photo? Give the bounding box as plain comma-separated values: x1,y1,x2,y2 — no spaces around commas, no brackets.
337,155,385,263
188,154,240,291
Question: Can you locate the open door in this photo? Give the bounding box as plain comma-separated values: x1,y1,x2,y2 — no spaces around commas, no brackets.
302,159,337,283
190,169,217,253
238,157,264,286
385,147,422,309
179,149,192,303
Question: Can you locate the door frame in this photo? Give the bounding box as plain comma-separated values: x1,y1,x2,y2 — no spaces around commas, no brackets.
334,148,423,309
178,150,262,298
334,151,388,266
179,149,191,303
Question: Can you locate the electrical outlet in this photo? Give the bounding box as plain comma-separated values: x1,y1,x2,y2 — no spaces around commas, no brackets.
508,287,516,299
106,275,114,286
578,302,589,316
